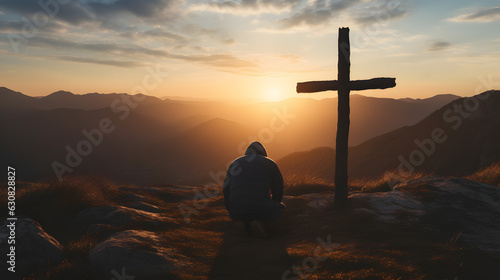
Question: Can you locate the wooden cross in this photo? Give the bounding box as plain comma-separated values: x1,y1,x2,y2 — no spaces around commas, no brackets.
296,27,396,204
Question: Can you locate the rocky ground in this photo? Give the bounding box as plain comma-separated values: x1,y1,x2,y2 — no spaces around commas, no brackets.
1,176,500,279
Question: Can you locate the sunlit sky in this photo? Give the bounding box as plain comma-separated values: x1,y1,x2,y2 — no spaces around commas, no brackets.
0,0,499,101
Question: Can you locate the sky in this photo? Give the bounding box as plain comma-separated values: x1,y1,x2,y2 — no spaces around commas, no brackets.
0,0,499,101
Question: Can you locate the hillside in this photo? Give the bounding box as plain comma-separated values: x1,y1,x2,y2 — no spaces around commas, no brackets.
278,90,500,182
1,168,499,279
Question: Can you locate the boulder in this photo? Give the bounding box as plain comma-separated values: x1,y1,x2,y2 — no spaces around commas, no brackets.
0,218,63,276
89,230,189,278
351,177,500,253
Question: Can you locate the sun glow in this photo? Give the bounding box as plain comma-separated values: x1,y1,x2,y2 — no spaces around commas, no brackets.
264,88,287,102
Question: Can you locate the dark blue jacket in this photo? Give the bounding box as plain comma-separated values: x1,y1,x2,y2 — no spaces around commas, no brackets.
223,142,284,220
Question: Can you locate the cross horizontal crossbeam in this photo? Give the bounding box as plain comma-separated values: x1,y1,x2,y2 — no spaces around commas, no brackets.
297,77,396,93
295,27,397,205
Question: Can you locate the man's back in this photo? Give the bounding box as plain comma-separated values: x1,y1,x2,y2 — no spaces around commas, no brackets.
223,142,284,221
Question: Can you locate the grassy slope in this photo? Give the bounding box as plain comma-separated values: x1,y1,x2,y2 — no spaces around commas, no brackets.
0,163,499,280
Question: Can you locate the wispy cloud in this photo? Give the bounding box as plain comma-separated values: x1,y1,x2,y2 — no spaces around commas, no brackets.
119,28,189,42
55,56,146,68
171,53,259,69
278,0,360,29
0,0,96,25
28,36,258,71
353,1,409,26
0,20,67,33
0,0,182,27
272,0,409,31
181,25,235,45
447,7,500,23
89,0,176,17
191,0,301,15
29,36,169,57
427,41,452,52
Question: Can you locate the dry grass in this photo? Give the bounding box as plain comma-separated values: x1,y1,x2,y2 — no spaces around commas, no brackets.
6,169,500,280
283,170,434,195
0,177,127,280
284,174,334,196
0,176,122,243
355,171,430,193
466,162,500,186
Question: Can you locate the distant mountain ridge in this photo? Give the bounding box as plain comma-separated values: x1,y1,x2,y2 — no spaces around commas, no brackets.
0,87,164,110
0,86,467,185
278,90,500,182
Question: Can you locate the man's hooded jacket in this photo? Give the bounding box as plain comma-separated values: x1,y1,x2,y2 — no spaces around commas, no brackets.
223,141,284,220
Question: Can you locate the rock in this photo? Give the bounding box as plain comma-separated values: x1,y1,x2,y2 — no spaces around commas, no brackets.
87,223,118,237
119,193,148,203
352,191,426,222
0,218,63,275
89,230,189,278
76,205,178,228
352,207,378,217
301,193,335,211
351,176,500,253
128,201,162,213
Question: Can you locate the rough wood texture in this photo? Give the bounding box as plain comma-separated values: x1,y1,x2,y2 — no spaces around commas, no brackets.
296,78,396,93
295,27,396,205
335,27,350,205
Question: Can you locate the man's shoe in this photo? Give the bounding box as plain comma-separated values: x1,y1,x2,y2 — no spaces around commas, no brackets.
250,220,267,238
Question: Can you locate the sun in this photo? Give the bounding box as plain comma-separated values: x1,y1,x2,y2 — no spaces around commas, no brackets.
264,88,287,102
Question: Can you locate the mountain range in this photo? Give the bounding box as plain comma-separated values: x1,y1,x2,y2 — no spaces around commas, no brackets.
2,86,494,186
278,90,500,183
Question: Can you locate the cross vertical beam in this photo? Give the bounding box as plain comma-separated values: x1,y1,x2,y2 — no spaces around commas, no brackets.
335,27,350,204
295,27,396,205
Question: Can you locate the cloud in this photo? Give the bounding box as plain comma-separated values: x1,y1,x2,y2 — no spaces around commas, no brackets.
27,36,257,71
171,53,259,69
0,0,96,25
28,36,169,57
55,55,146,68
143,29,188,41
120,28,189,42
448,7,500,23
0,0,181,27
0,20,67,34
353,1,409,26
117,25,235,46
182,25,235,45
427,41,452,52
192,0,302,15
277,0,361,29
88,0,181,21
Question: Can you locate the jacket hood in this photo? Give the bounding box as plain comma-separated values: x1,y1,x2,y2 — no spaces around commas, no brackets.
245,141,267,157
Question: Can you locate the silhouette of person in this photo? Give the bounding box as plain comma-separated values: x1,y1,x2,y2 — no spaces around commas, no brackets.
223,141,286,238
